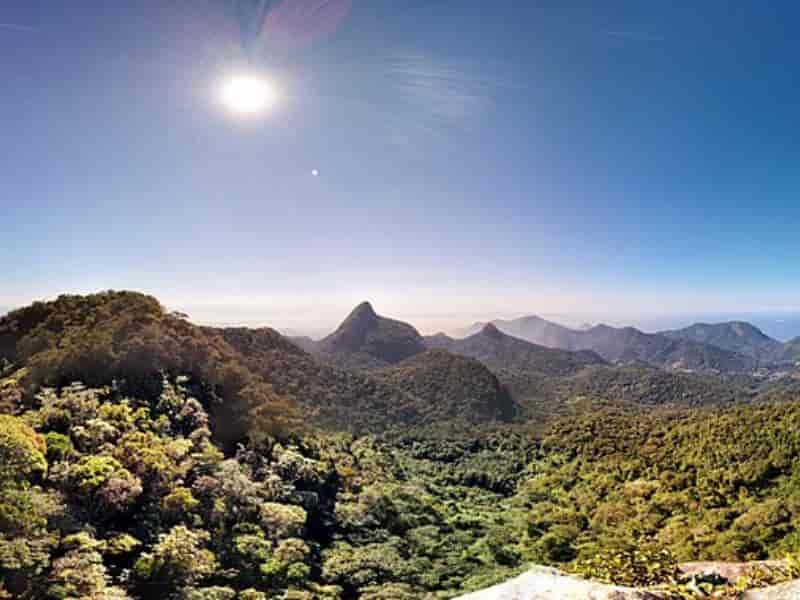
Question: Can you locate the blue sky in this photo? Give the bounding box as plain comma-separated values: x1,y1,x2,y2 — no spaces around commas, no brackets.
2,1,800,335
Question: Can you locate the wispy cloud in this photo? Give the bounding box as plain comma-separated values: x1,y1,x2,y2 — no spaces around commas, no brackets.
0,22,38,33
386,52,494,122
604,29,665,43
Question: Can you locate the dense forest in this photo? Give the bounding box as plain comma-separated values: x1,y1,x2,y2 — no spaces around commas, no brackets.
3,292,800,598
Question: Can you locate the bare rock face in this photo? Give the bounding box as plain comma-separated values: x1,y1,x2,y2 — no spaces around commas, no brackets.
454,565,800,600
454,567,664,600
741,580,800,599
678,560,787,584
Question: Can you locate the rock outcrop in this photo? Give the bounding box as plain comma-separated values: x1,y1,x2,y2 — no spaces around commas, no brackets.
455,565,800,600
454,567,663,599
742,580,800,599
316,301,426,368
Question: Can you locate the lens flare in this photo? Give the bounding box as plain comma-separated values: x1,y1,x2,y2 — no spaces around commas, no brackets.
220,74,277,115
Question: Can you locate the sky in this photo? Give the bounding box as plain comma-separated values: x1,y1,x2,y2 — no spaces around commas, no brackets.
2,1,800,337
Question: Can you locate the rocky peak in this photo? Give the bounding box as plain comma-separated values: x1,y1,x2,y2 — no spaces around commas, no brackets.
481,323,504,339
342,301,378,325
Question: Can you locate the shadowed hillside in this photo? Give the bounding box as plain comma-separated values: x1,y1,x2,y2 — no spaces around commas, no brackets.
372,349,518,422
0,291,304,445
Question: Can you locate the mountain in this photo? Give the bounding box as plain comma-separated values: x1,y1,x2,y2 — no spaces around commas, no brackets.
428,324,606,377
316,301,426,369
287,335,319,354
0,291,299,445
0,291,505,439
660,321,784,362
428,327,744,419
372,349,518,422
782,337,800,362
570,324,755,372
464,315,575,349
466,316,756,372
213,326,438,432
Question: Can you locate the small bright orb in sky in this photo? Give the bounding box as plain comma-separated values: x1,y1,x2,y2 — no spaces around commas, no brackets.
220,74,276,116
312,169,319,177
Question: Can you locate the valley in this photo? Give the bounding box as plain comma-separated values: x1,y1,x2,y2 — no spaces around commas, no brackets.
2,292,800,599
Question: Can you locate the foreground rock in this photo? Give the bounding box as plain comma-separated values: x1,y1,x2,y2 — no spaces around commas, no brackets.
454,566,663,599
742,580,800,599
679,560,786,583
455,565,800,599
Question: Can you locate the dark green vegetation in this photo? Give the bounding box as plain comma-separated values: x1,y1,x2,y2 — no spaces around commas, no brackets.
0,292,512,438
3,291,800,598
548,365,754,408
372,350,517,422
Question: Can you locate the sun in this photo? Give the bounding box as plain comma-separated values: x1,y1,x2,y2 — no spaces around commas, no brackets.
220,74,277,116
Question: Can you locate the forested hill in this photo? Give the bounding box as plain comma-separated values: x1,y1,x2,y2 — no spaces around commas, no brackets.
5,374,800,597
371,349,518,422
0,292,519,439
0,291,302,445
4,291,800,598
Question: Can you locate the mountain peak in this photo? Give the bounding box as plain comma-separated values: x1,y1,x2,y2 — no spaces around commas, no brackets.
348,301,377,320
481,323,504,338
335,301,379,333
318,302,425,367
519,315,545,323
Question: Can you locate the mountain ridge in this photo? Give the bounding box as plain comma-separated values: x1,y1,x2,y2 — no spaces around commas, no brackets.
460,314,763,372
427,323,606,377
0,292,514,438
660,321,784,362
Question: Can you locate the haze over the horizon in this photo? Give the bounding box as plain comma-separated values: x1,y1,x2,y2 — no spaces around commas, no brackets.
2,2,799,336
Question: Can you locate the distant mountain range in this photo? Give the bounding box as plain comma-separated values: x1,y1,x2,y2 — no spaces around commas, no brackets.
5,292,798,443
784,338,800,362
294,301,800,377
305,303,757,418
459,314,800,372
426,323,606,377
305,303,607,378
660,321,785,362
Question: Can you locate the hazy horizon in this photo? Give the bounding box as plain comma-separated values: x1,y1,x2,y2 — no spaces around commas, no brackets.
3,1,800,341
4,291,800,341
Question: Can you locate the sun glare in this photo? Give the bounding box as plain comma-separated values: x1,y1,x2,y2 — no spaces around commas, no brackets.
220,74,277,116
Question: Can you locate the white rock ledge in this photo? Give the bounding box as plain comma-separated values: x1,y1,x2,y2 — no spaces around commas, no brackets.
454,566,663,599
454,565,800,599
741,580,800,599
